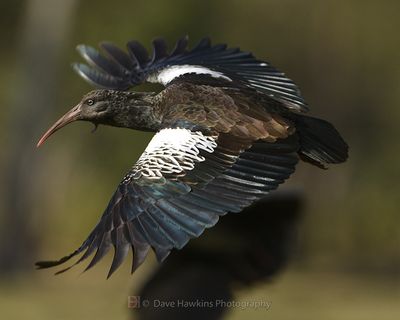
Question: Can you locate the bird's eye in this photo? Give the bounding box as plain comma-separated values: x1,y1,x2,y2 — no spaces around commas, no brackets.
86,99,94,106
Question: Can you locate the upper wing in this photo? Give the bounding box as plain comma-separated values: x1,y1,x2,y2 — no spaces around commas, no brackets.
73,36,308,112
36,127,300,278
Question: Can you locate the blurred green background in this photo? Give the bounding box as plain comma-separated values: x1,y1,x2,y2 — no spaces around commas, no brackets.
0,0,399,319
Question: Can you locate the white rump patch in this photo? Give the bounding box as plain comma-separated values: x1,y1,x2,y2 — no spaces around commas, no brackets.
148,65,232,85
132,128,217,180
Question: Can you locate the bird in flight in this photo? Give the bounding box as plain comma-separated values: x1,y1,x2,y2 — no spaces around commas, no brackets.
36,36,348,278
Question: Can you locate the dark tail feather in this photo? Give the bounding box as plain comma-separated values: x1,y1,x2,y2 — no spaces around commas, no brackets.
293,114,348,168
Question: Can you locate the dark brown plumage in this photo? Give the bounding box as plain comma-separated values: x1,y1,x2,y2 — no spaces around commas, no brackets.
36,37,348,277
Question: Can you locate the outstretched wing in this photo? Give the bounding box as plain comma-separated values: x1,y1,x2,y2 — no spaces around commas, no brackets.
73,36,308,112
36,127,300,278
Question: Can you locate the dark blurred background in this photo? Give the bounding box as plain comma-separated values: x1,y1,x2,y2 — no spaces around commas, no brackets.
0,0,399,319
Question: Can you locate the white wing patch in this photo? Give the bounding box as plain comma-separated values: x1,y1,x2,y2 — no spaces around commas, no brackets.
131,128,217,181
148,65,232,85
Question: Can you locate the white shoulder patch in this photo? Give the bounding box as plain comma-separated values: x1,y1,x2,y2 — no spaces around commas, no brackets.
132,128,217,181
147,65,232,85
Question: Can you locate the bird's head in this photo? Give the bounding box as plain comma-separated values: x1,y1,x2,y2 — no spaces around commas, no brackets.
37,89,157,147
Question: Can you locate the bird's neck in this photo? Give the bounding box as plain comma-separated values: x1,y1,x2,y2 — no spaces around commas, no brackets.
107,92,163,132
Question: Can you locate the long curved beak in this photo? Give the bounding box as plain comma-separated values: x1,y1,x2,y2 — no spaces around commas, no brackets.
37,104,82,147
